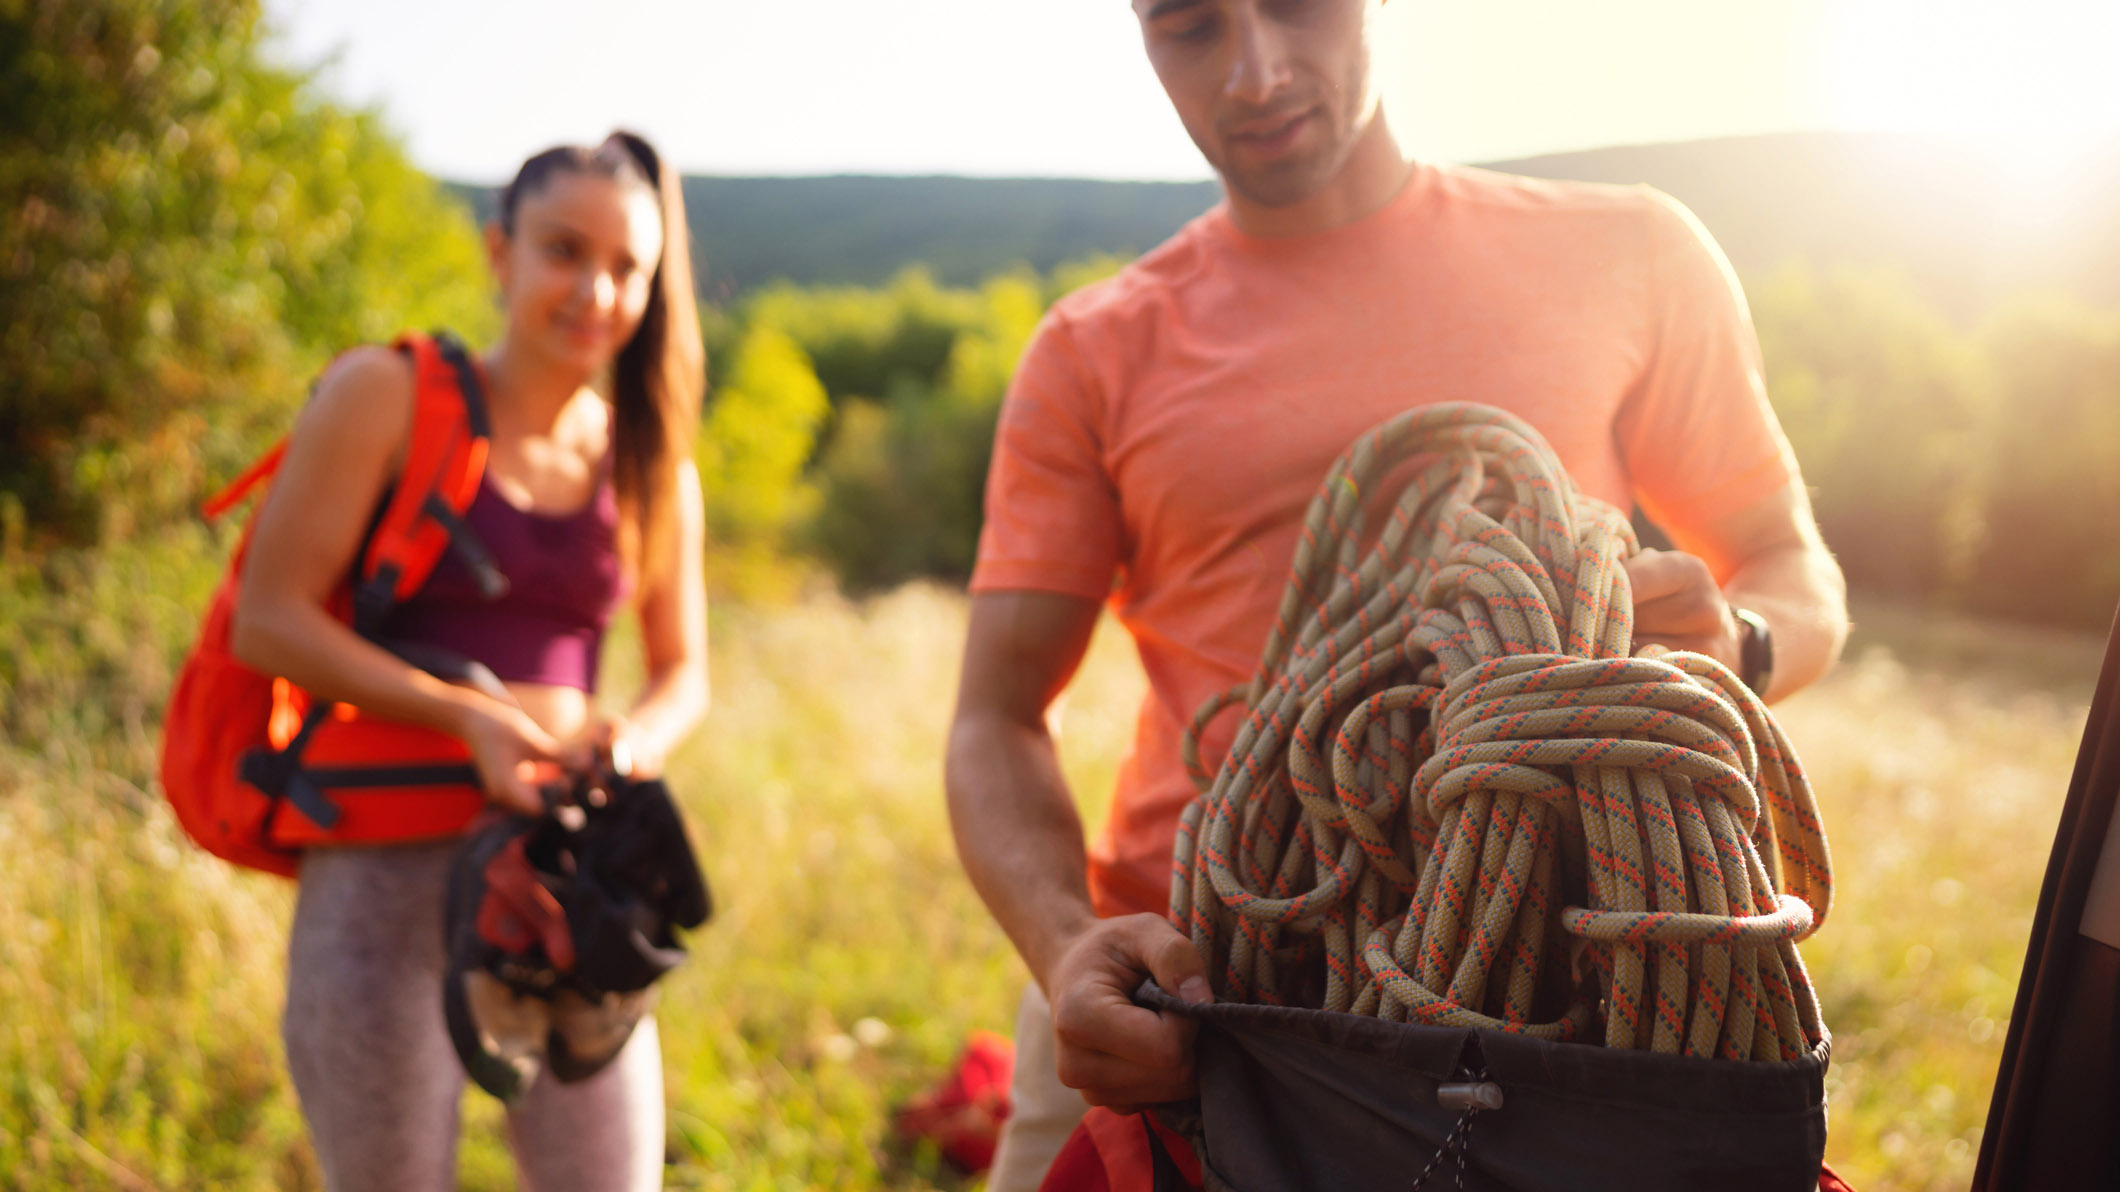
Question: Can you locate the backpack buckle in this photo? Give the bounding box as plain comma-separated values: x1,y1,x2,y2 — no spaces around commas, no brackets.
353,565,401,635
236,748,344,831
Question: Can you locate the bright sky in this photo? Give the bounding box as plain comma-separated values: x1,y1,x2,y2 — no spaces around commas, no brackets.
262,0,2120,184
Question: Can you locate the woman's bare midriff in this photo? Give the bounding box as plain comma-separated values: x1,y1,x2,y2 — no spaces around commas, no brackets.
509,680,597,749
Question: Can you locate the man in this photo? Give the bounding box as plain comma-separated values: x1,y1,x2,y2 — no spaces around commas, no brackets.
945,2,1850,1187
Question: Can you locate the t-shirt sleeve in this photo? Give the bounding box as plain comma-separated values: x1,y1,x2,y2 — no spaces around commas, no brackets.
1615,189,1800,579
968,310,1123,600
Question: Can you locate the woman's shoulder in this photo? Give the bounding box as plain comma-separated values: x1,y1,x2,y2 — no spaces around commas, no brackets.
299,344,417,439
284,344,421,478
314,344,417,410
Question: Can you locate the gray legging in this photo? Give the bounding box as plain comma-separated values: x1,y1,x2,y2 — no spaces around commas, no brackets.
284,840,664,1192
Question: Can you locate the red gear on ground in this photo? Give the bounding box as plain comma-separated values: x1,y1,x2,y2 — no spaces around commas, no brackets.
894,1030,1015,1174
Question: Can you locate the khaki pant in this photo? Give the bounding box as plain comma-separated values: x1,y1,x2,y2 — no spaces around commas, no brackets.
988,982,1090,1192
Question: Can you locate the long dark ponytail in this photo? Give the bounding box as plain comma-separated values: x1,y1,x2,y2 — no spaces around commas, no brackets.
497,130,704,588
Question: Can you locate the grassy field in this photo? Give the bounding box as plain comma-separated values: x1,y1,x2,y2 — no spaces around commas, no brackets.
0,557,2103,1190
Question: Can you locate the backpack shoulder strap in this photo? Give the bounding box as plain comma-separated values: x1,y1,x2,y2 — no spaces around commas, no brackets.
201,438,290,520
350,330,507,633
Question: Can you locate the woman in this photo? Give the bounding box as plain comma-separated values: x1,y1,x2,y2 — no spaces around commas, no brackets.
232,131,708,1192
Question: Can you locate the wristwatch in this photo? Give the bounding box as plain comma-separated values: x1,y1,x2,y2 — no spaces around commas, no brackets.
1731,607,1774,696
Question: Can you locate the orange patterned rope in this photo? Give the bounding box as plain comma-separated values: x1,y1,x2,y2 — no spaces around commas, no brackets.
1169,403,1832,1059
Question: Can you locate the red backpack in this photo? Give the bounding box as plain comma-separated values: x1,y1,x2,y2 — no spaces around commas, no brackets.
159,330,508,876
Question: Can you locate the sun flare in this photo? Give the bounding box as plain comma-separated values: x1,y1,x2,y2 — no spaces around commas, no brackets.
1826,0,2120,145
1825,0,2120,218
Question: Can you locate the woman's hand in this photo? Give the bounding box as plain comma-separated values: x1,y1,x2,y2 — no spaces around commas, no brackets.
577,714,658,780
458,701,587,815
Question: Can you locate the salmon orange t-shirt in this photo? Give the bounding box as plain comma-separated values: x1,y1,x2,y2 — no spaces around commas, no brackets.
969,162,1799,920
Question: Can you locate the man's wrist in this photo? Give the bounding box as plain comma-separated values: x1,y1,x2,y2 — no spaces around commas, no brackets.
1029,907,1101,992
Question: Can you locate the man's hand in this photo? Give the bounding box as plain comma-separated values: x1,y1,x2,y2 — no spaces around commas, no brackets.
1624,548,1742,673
1048,913,1213,1112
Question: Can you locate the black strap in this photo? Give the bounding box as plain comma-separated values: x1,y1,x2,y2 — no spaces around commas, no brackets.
238,701,344,830
414,332,509,600
242,749,478,828
424,333,507,599
352,562,402,637
281,769,342,831
300,761,482,790
1146,1114,1192,1192
431,330,493,439
422,492,509,600
236,701,338,798
381,638,511,703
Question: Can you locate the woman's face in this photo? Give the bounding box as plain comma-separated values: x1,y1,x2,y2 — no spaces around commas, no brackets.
490,170,666,375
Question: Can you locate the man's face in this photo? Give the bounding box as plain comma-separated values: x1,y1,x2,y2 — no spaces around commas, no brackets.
1133,0,1381,209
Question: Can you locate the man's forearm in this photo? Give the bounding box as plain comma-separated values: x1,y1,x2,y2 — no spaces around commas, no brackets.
945,713,1100,991
1724,540,1849,702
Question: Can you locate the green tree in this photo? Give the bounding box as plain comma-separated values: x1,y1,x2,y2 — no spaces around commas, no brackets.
745,267,983,402
0,0,491,547
1752,266,1991,601
697,324,830,549
806,272,1042,590
1964,298,2120,626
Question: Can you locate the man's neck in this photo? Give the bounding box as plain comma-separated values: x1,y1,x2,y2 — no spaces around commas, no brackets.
1224,111,1413,240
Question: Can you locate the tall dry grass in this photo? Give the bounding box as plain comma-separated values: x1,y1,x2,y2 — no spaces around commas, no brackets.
0,565,2100,1190
1777,610,2099,1190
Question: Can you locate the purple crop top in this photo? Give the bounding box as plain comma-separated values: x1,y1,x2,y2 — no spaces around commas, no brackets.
383,463,626,692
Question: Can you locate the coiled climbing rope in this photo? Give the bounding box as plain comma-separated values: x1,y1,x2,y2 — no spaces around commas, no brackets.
1169,404,1832,1060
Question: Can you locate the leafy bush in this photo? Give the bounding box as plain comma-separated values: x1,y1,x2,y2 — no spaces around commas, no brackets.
694,324,831,595
744,269,982,402
801,273,1042,591
1752,269,2120,630
1752,267,1992,600
0,0,491,547
804,390,999,593
1962,298,2120,627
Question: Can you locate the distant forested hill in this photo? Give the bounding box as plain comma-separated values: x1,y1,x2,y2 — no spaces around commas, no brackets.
678,176,1223,303
453,175,1221,301
452,132,2120,313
